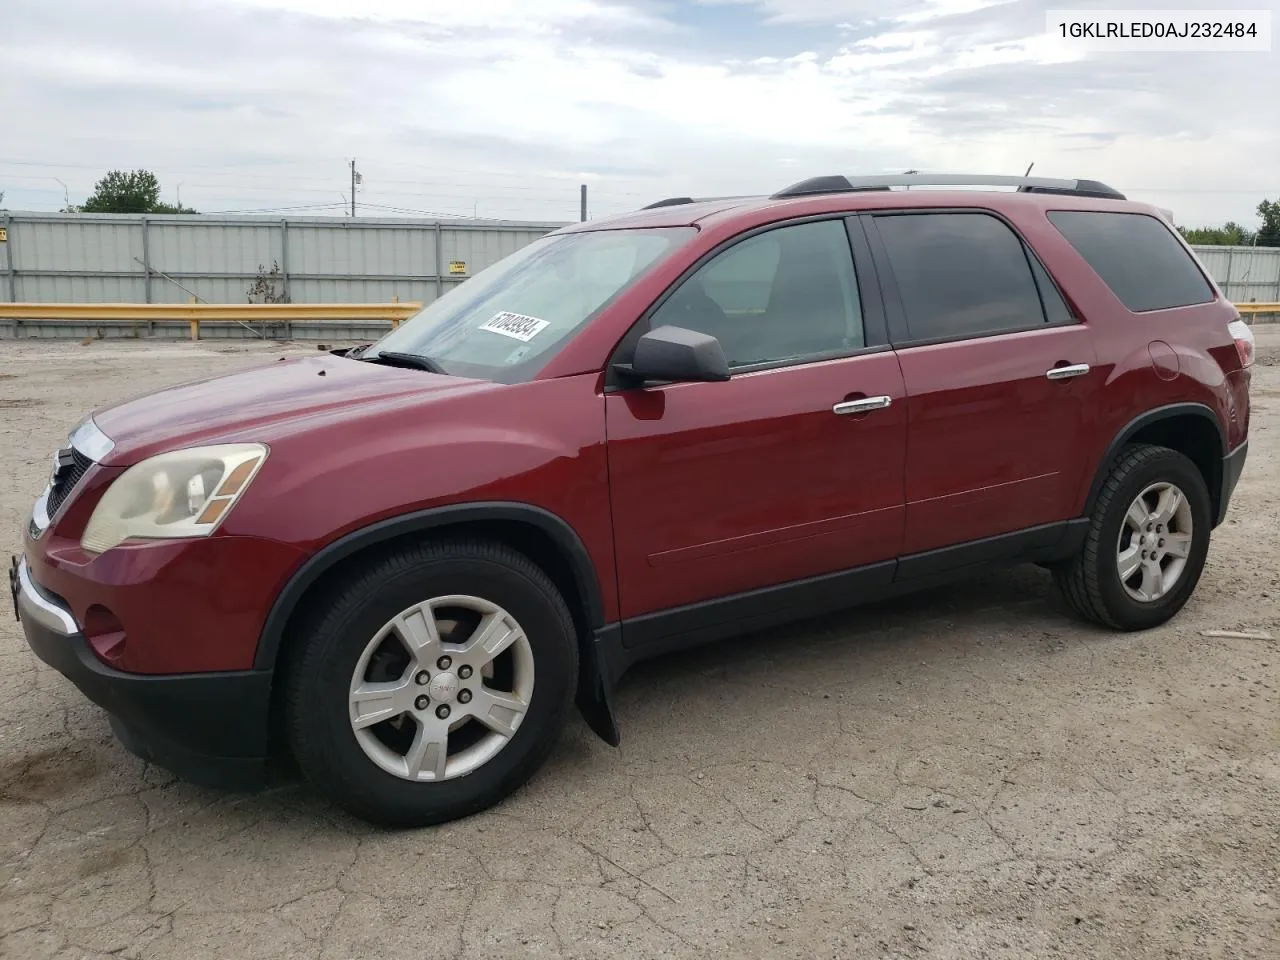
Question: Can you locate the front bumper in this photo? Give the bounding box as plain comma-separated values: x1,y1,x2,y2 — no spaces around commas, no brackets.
13,556,272,789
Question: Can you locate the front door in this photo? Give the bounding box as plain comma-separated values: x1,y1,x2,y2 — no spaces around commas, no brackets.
864,209,1101,555
604,217,908,623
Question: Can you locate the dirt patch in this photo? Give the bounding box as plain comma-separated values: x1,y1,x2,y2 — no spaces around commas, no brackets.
0,746,103,802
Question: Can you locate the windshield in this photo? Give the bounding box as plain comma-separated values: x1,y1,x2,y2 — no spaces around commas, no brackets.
364,226,696,383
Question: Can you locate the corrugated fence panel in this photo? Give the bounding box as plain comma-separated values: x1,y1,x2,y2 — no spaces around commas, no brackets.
151,221,281,274
0,213,563,305
17,273,145,302
444,228,546,277
297,278,442,305
7,215,1274,310
1191,245,1280,302
287,223,435,277
147,220,283,303
17,217,143,273
149,277,258,304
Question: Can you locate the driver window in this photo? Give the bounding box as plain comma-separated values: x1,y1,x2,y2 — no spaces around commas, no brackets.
650,219,865,368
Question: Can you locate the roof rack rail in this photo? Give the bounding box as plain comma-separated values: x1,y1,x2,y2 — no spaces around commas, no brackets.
771,174,1126,201
639,195,753,210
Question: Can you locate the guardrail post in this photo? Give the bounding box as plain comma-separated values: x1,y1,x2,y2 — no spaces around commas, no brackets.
141,217,152,304
434,221,443,301
3,212,16,302
280,218,291,303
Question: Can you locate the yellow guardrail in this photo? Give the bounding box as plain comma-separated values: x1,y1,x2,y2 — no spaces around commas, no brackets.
0,302,423,340
0,299,1274,341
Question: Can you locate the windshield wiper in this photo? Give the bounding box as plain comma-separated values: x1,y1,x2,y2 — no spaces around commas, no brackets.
360,351,448,374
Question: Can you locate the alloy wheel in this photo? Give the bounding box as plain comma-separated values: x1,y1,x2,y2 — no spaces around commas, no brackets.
1116,481,1194,603
347,595,535,781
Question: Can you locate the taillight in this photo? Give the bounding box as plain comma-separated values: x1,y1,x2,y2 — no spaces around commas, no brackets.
1227,318,1255,369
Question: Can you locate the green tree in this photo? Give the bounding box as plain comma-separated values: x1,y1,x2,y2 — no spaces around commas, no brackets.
1179,221,1255,245
76,169,198,214
1256,199,1280,247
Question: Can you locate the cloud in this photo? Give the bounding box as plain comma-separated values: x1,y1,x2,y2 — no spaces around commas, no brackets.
224,0,670,32
1,0,1277,225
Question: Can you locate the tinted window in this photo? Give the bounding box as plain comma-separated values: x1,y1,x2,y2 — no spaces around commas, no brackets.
876,212,1048,341
649,219,864,368
1048,210,1214,312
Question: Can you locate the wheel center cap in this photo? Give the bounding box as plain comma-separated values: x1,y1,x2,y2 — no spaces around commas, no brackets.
428,671,460,702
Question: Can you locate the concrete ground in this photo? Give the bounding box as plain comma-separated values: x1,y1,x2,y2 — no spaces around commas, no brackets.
1,332,1277,960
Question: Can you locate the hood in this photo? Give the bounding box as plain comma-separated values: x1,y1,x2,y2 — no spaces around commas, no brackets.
91,353,492,464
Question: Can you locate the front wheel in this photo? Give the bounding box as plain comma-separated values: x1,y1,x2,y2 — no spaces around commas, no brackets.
1054,444,1212,631
283,538,578,827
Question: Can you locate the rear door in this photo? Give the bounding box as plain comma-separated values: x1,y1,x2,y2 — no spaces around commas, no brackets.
863,209,1101,556
604,217,908,624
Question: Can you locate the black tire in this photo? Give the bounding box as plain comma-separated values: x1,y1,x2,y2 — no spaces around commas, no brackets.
283,538,578,827
1054,443,1212,631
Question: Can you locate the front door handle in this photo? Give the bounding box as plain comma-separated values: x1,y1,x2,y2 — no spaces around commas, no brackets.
1045,363,1091,381
833,395,892,415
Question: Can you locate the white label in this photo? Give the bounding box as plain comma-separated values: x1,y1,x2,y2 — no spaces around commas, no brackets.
478,311,550,342
1046,10,1271,51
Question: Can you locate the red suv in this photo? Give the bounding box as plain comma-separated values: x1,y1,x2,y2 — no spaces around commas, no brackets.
12,174,1254,826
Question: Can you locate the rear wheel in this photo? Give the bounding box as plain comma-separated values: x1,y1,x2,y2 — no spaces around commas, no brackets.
284,538,578,827
1054,444,1211,630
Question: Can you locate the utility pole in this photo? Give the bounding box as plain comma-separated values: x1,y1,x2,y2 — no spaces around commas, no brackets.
580,183,587,222
349,160,362,217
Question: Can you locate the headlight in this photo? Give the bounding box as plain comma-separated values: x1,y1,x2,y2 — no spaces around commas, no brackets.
81,444,268,554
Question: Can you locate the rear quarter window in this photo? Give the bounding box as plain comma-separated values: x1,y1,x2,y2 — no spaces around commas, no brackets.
1047,210,1215,313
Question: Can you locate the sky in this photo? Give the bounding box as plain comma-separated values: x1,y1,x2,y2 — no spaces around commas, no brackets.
0,0,1276,228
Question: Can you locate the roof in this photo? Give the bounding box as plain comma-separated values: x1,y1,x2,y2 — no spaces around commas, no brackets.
558,173,1146,233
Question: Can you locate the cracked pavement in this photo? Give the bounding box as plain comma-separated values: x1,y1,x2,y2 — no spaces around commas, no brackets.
2,334,1278,959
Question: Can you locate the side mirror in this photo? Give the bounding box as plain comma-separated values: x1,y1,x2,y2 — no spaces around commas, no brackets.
614,325,730,385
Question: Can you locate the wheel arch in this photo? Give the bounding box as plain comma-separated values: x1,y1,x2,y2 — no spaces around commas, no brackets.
1084,403,1227,525
254,502,607,674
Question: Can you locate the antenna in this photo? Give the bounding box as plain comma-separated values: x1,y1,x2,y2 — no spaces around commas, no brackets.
1024,162,1035,176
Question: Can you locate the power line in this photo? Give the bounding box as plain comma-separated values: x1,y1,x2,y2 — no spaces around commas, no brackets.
0,169,646,206
0,156,645,192
206,201,350,214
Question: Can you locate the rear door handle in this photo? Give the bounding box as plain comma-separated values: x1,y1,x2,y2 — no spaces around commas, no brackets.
1045,363,1091,381
833,395,892,415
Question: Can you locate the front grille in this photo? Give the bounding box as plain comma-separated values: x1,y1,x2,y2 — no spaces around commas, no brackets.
46,448,93,517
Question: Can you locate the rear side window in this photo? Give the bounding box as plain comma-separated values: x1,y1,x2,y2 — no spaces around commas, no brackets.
1048,211,1214,312
874,212,1050,342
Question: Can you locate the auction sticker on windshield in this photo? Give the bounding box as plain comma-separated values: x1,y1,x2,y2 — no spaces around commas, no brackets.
479,311,550,342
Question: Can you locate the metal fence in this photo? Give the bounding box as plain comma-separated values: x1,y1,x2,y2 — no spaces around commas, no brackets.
1186,245,1280,304
0,212,565,306
1,211,1278,307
